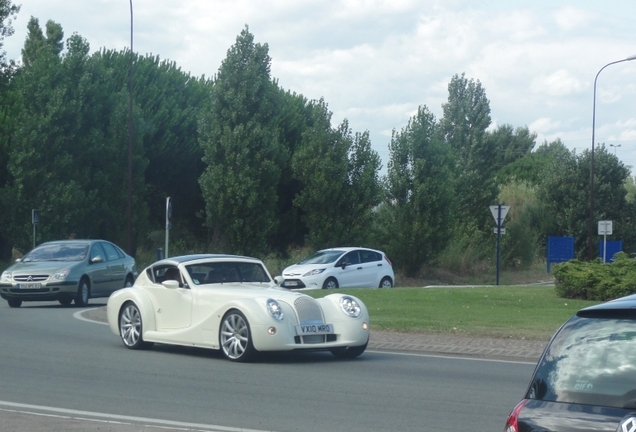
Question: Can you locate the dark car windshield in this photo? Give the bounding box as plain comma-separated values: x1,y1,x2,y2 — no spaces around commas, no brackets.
298,250,344,265
528,316,636,409
21,243,89,262
186,262,271,285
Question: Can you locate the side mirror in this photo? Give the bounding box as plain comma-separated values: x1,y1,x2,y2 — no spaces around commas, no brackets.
90,255,104,264
162,279,180,289
274,276,284,286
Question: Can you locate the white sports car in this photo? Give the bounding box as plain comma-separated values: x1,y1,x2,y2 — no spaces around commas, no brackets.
106,254,370,362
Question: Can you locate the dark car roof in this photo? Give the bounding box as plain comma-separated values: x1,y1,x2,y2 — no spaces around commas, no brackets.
577,293,636,318
152,254,259,266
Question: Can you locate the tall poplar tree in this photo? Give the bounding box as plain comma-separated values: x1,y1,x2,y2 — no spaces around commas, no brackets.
376,105,456,276
199,26,285,255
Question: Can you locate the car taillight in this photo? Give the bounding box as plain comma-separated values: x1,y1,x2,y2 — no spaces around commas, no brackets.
504,399,527,432
384,255,392,266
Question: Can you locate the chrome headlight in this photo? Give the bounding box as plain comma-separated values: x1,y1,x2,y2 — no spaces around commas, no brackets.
1,271,11,283
267,299,284,321
302,268,325,277
51,269,70,281
339,296,362,318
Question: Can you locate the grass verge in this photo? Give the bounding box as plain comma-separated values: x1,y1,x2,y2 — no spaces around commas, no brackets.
304,285,601,341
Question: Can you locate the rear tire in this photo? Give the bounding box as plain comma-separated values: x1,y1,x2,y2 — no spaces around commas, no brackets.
119,302,153,350
7,299,22,308
74,279,90,307
59,298,73,306
379,277,393,288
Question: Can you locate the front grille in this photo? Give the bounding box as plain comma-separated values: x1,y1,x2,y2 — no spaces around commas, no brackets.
294,334,337,344
14,275,49,282
294,297,324,325
10,288,50,294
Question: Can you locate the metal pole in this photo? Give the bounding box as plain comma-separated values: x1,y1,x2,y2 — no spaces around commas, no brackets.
127,0,134,255
588,55,636,260
496,205,501,285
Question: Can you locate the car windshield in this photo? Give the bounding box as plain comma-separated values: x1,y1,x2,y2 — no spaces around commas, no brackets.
21,243,89,262
528,316,636,409
186,262,271,285
298,250,344,265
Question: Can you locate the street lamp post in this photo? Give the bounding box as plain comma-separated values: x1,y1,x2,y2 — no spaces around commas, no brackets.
588,54,636,260
127,0,134,255
610,143,621,155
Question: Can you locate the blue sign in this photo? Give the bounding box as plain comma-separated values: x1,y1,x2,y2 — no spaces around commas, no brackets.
547,236,575,272
599,240,622,263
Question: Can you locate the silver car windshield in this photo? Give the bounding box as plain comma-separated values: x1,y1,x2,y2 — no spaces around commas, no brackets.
22,244,89,262
298,250,344,265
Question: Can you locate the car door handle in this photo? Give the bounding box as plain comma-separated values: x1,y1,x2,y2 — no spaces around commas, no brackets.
357,267,363,270
377,264,382,266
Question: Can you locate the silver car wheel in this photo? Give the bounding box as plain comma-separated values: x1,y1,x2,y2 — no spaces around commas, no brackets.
220,311,254,362
379,277,393,288
120,303,142,348
75,279,90,306
323,277,339,289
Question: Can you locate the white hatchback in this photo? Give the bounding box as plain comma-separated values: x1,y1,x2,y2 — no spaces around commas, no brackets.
278,247,394,290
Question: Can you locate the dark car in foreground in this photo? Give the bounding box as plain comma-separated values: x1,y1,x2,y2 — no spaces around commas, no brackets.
0,240,137,308
504,294,636,432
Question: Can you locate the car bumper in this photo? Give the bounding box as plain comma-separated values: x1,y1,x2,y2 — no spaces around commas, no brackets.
0,281,78,302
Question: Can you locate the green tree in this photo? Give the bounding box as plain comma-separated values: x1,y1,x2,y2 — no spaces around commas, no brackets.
199,26,285,255
496,138,569,186
537,145,631,258
3,27,148,252
292,100,381,249
375,105,456,276
439,74,494,231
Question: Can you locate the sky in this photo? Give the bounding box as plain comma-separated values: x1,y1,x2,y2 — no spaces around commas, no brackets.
3,0,636,173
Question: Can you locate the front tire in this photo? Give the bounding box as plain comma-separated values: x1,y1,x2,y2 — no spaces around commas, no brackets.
7,299,22,308
124,275,134,288
74,279,90,307
219,310,255,362
59,298,73,306
119,302,153,350
330,340,368,359
322,277,339,289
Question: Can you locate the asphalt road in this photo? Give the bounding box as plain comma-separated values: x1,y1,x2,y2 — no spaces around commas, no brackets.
0,301,534,431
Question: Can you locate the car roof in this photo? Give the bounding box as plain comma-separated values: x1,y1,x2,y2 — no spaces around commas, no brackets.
577,293,636,318
319,247,383,253
151,254,260,266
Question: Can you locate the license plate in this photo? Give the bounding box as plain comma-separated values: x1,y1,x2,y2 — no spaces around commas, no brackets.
295,324,334,335
18,283,42,289
285,281,298,287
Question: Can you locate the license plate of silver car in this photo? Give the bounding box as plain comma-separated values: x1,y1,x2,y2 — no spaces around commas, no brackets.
295,324,334,335
18,283,41,289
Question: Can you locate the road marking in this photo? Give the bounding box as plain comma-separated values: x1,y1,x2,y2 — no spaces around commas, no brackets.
0,401,277,432
73,308,108,325
366,350,536,365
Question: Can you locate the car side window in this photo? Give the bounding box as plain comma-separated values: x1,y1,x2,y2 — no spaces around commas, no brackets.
90,243,106,262
101,242,121,262
360,250,380,263
338,251,360,266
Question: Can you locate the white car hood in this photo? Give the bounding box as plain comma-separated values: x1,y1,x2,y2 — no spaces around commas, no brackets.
282,264,331,277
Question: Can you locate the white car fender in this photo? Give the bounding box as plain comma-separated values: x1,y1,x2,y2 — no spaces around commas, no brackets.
107,287,157,336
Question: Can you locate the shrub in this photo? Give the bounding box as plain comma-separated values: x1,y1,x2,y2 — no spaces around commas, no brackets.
553,253,636,300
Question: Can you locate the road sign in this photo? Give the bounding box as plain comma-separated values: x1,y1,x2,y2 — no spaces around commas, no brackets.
493,227,506,235
489,205,510,226
598,220,612,235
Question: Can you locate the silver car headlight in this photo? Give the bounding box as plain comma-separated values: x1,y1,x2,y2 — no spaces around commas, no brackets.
51,269,70,281
1,271,11,283
303,268,325,277
339,296,362,318
267,299,284,321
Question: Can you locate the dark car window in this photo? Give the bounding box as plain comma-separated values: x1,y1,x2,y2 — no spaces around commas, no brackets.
90,243,106,262
528,316,636,408
187,262,271,285
337,251,360,266
360,250,381,263
101,242,122,261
